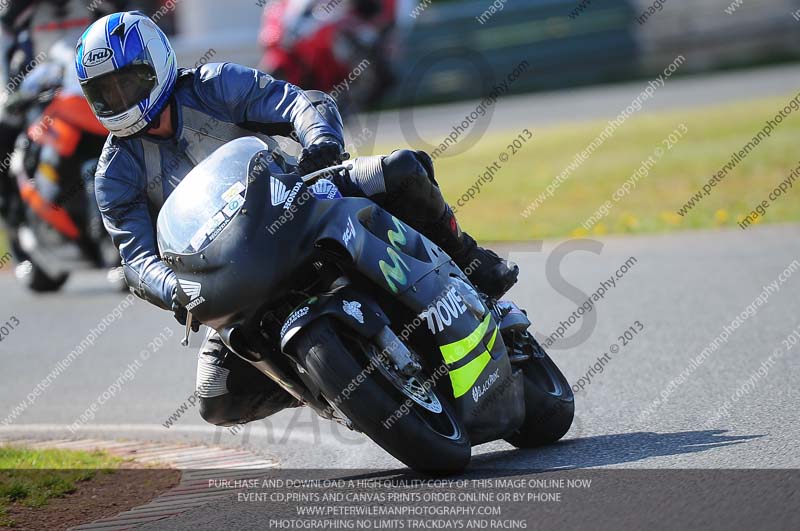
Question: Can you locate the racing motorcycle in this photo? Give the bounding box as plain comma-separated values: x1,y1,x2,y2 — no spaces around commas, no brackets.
259,0,397,115
3,40,121,292
159,137,574,474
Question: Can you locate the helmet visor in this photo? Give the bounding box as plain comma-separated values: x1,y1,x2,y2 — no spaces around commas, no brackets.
81,63,157,117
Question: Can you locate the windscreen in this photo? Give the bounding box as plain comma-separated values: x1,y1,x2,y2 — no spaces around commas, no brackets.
157,136,267,255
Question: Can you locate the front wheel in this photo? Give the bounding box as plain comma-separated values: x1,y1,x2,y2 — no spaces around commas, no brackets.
292,317,471,474
15,260,69,293
504,332,574,448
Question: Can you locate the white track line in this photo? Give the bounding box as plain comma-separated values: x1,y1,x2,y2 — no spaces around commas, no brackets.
0,422,350,445
0,423,218,434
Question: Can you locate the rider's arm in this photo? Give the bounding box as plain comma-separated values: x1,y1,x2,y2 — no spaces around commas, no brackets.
95,142,176,311
194,62,344,148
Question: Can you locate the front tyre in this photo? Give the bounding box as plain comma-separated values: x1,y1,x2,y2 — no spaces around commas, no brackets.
293,317,471,474
15,260,69,293
504,332,574,448
106,266,128,292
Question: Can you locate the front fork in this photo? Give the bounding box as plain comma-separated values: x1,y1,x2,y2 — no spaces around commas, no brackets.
492,300,542,364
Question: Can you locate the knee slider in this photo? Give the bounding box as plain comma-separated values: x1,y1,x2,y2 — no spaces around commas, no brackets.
199,392,292,427
199,395,240,427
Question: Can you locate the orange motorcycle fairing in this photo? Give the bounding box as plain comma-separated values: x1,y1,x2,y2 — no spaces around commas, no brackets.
28,95,108,157
17,179,81,240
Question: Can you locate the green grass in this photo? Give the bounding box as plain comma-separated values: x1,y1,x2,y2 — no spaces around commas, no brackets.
419,94,800,240
0,447,123,527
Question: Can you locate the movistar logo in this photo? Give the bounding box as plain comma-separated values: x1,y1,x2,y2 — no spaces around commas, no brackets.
380,248,410,294
271,177,303,209
379,217,411,293
387,216,408,248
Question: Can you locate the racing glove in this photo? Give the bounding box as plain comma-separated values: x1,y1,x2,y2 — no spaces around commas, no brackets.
297,139,347,175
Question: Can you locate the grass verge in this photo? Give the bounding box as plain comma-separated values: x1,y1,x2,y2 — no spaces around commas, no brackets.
422,94,800,240
0,446,123,527
0,238,8,269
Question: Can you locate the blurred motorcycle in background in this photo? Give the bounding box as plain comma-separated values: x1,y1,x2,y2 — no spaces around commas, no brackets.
258,0,410,116
2,37,122,292
0,2,127,293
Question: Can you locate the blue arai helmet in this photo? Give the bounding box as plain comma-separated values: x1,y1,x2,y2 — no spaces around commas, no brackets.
76,11,177,137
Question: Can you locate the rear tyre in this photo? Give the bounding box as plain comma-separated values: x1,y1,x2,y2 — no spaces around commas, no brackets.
15,260,69,293
504,334,574,448
293,317,471,474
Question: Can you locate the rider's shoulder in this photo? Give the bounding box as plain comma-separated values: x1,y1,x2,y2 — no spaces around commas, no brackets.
193,62,227,80
190,62,264,90
184,62,267,112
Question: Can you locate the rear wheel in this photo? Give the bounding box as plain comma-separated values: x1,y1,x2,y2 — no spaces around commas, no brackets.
292,317,471,474
504,331,574,448
15,260,69,293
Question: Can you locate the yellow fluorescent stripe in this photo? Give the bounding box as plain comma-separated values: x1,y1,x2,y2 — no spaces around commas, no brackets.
449,352,491,398
439,315,492,365
486,326,498,351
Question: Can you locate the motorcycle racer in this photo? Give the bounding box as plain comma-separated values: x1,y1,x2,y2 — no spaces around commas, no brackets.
0,0,123,259
77,11,518,427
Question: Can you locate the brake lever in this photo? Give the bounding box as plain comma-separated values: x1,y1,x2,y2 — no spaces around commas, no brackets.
300,162,353,184
181,312,193,347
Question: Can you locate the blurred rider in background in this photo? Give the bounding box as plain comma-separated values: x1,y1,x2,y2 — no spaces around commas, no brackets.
0,0,124,260
259,0,415,113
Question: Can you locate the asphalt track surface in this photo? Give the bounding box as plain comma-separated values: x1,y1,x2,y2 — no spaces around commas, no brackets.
1,224,798,466
1,224,798,529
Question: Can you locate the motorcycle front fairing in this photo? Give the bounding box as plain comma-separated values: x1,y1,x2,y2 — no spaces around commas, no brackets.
157,137,329,330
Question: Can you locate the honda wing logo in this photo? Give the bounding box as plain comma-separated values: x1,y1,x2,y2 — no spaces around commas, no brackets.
179,279,202,300
310,178,340,199
180,279,206,310
270,176,303,209
271,177,290,206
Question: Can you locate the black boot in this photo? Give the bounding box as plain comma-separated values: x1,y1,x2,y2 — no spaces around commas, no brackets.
452,233,518,298
423,206,519,299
